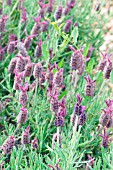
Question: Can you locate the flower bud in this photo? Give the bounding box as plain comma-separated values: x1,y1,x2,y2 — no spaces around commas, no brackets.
33,62,42,79
1,136,15,155
0,15,8,32
39,71,45,88
54,4,62,20
16,55,26,72
103,59,112,79
19,82,28,105
17,105,28,124
54,114,64,127
63,6,70,16
8,57,18,73
53,68,64,88
99,128,109,148
34,40,42,58
31,138,38,149
31,17,41,35
84,74,96,96
78,113,86,126
98,53,110,71
6,0,12,6
63,17,72,32
24,34,38,49
24,62,33,77
46,0,53,13
41,20,48,32
21,126,30,145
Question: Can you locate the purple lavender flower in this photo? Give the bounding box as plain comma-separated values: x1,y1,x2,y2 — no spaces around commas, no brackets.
53,68,64,88
78,112,86,126
99,128,109,148
24,62,33,77
31,16,41,35
74,94,86,116
0,46,7,61
8,57,18,73
86,44,94,59
13,69,24,90
84,74,96,96
86,155,94,170
1,136,15,155
50,90,59,114
39,71,46,88
69,45,84,75
34,40,42,58
63,5,70,16
21,126,30,145
41,20,49,32
67,0,76,8
0,15,8,32
20,8,27,24
46,0,53,13
63,17,72,32
46,64,54,86
58,97,66,117
99,99,113,128
38,2,47,18
31,138,38,149
33,62,42,79
7,35,18,54
16,55,26,72
98,53,111,72
24,33,38,49
17,104,28,124
49,48,53,60
19,82,29,105
6,0,12,6
103,58,112,79
54,113,64,127
54,4,63,20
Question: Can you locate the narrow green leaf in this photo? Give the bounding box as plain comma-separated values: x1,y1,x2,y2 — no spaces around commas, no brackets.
110,70,113,83
83,44,90,56
86,58,95,73
58,58,64,68
71,27,79,44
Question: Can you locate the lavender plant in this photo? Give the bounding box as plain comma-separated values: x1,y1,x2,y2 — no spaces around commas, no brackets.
0,0,112,169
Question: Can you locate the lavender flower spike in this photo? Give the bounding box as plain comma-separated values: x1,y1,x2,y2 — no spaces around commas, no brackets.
63,17,72,32
86,44,94,59
17,104,28,124
21,126,30,145
98,53,111,71
1,136,15,155
31,16,41,35
19,82,29,105
103,58,112,79
54,3,63,20
99,128,109,148
34,40,42,58
0,15,8,32
84,74,96,96
31,138,38,149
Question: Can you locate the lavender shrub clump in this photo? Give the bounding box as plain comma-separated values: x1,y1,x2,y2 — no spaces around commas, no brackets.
0,0,112,169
